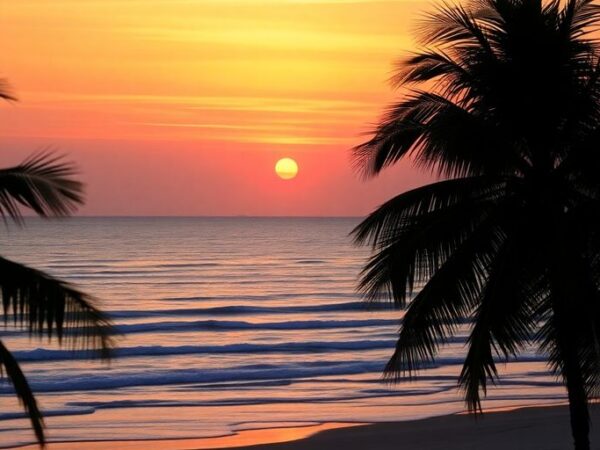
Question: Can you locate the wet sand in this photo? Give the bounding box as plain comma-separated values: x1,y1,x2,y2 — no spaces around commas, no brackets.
13,405,600,450
224,405,599,450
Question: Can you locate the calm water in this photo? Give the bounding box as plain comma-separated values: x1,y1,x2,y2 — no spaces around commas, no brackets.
0,218,563,447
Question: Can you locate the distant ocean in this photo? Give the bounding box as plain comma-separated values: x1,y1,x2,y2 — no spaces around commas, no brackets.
0,218,564,447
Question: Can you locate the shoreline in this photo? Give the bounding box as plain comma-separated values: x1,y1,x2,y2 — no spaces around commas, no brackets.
227,404,600,450
11,403,599,450
9,423,364,450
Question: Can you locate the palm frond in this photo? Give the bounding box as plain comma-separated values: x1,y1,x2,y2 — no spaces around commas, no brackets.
393,50,471,89
383,214,509,379
353,91,516,178
560,0,600,38
418,1,496,55
353,178,507,306
0,257,113,358
459,229,546,411
0,79,17,102
0,152,84,224
0,340,44,445
353,176,505,246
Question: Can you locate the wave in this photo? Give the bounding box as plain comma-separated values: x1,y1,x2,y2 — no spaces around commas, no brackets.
111,318,397,334
64,385,563,411
162,292,365,302
14,340,397,362
107,301,394,319
0,388,566,429
0,407,96,422
1,355,550,394
1,317,400,338
64,388,443,410
13,337,533,363
61,277,354,286
1,360,387,393
45,262,223,270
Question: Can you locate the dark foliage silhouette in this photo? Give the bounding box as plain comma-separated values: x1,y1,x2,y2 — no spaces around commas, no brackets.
0,82,113,446
353,0,600,448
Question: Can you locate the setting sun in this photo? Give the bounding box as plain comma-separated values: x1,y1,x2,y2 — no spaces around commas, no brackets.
275,157,298,180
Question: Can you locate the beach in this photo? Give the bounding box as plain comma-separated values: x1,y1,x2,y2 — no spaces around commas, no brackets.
11,405,598,449
232,405,600,450
0,218,570,447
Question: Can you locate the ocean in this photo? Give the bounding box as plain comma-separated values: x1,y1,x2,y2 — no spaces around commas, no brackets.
0,217,564,447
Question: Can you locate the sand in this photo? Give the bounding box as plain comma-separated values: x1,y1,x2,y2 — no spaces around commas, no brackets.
221,405,600,450
13,405,600,450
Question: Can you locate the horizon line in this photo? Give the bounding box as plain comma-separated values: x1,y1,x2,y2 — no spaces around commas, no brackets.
20,214,365,219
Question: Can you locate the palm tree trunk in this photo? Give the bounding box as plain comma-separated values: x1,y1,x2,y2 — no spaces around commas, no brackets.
553,302,590,450
549,237,592,450
563,350,590,450
551,306,591,450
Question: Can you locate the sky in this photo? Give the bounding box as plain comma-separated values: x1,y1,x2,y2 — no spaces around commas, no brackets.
0,0,433,216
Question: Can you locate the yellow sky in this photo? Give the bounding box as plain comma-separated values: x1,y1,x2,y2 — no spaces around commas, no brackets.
0,0,431,216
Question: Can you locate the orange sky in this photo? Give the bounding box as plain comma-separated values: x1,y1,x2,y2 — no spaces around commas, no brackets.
0,0,432,216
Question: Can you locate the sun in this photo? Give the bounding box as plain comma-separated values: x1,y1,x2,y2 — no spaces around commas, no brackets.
275,157,298,180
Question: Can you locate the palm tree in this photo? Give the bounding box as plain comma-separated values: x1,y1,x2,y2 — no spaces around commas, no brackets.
352,0,600,448
0,83,113,446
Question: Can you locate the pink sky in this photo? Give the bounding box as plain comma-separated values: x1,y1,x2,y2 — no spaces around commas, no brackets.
1,0,433,216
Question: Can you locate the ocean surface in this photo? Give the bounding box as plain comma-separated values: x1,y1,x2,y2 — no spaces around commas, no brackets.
0,217,564,447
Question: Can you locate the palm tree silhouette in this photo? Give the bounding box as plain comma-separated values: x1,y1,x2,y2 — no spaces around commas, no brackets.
0,83,113,446
353,0,600,448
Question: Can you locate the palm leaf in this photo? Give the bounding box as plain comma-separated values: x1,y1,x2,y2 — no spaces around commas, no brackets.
353,177,507,306
353,91,517,178
459,228,546,411
352,176,504,246
0,79,17,102
560,0,600,38
393,50,472,92
384,218,507,380
418,1,496,55
0,257,113,358
0,152,84,223
0,339,44,445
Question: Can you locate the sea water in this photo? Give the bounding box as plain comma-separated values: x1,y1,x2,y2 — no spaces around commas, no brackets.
0,217,563,447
